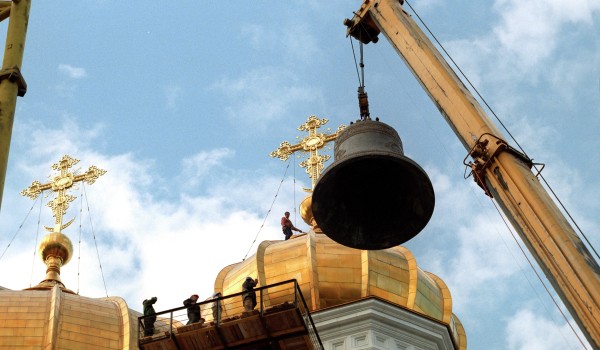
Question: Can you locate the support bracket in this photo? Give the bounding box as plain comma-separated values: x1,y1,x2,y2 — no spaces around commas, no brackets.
0,66,27,96
464,133,533,197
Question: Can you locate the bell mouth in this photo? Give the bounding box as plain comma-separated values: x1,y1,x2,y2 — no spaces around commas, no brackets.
312,150,435,250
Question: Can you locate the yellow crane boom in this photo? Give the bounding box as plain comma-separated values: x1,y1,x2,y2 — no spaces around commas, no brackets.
0,0,31,212
344,0,600,348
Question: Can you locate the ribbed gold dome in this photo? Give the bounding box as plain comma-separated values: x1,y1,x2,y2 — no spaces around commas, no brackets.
214,230,466,349
0,284,140,348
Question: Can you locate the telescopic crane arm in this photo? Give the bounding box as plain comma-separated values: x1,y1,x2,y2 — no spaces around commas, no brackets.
345,0,600,348
0,0,30,212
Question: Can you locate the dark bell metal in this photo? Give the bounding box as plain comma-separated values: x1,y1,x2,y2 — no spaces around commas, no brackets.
312,119,435,250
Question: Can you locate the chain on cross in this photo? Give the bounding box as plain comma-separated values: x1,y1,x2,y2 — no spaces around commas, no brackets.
270,115,345,189
21,155,106,233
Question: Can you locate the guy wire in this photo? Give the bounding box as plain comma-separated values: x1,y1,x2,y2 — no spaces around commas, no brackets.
0,197,39,263
242,159,291,261
29,195,43,287
82,183,109,298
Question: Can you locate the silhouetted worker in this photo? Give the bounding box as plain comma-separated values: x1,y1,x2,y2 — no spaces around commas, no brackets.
142,297,157,336
281,211,302,240
183,294,201,324
242,277,258,312
211,292,222,322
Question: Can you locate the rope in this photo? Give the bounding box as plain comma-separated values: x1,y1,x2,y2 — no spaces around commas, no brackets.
404,0,598,260
242,159,291,261
0,197,39,263
82,183,109,298
77,187,83,295
293,154,297,225
29,195,44,287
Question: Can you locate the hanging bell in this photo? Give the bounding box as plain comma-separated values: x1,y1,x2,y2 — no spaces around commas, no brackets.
312,119,435,250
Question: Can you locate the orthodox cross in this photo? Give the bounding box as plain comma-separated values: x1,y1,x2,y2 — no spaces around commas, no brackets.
270,115,345,189
21,155,107,233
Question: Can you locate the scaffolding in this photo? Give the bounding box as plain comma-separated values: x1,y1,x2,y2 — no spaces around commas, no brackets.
138,279,323,350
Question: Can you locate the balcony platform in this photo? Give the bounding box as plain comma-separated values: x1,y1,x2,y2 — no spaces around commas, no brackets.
139,280,321,350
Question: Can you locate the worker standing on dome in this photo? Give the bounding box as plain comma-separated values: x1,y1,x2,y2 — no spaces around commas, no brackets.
142,297,157,336
242,277,258,312
281,211,302,240
183,294,202,324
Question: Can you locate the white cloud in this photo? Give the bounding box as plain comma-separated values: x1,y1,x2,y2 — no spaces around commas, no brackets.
413,0,443,12
506,308,591,349
436,0,600,93
179,148,234,189
17,117,105,161
241,24,265,50
58,64,87,79
165,84,183,111
241,23,319,64
278,23,320,64
0,118,302,315
213,68,317,131
445,215,519,303
492,0,600,70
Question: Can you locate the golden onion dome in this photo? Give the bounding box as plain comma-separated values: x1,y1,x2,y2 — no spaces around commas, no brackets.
299,194,314,227
0,284,140,348
214,198,466,349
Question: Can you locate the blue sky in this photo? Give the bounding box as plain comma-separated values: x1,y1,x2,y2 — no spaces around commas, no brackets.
1,1,599,349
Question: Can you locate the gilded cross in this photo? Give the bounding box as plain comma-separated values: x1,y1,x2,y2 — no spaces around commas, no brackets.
21,155,106,233
270,115,345,189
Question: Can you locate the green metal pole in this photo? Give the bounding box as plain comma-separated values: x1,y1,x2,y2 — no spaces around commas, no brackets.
0,0,31,211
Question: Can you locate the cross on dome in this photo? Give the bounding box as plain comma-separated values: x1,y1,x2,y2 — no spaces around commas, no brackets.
269,115,345,189
21,155,106,233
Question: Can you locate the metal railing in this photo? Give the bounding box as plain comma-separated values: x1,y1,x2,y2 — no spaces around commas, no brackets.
138,279,323,349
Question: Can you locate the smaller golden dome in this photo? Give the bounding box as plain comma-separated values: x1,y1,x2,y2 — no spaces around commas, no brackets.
28,231,75,292
299,194,314,227
0,285,140,348
38,231,73,264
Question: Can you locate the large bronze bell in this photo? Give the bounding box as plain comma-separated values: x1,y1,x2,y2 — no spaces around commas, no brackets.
312,119,435,250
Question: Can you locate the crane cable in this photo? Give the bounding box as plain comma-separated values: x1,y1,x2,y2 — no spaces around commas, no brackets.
242,158,291,261
471,170,589,350
404,0,599,261
349,37,362,88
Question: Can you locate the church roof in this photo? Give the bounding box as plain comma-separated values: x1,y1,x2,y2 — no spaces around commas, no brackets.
0,284,140,348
